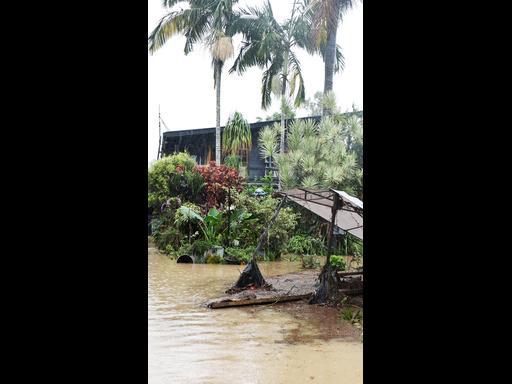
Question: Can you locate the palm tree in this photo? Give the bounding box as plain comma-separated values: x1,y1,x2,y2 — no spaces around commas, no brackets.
309,0,358,115
148,0,239,165
222,111,251,159
230,0,312,156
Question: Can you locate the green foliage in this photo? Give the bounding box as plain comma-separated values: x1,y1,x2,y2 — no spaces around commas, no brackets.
200,207,223,245
330,255,346,271
287,234,325,255
154,226,182,251
174,203,202,243
225,247,253,263
244,173,275,195
230,0,309,111
177,243,193,257
336,235,363,257
164,243,175,256
341,308,363,327
205,252,223,264
224,155,242,170
190,239,213,258
258,125,279,160
148,153,204,209
175,203,202,223
230,191,299,257
223,112,251,157
257,95,363,196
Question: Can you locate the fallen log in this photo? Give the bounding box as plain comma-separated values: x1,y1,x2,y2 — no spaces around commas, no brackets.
340,288,363,296
337,271,363,277
207,293,312,309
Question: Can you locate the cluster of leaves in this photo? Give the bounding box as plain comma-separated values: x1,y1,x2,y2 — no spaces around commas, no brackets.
341,307,363,328
287,234,325,255
244,173,275,195
225,246,254,263
223,111,251,157
330,255,346,271
148,152,205,210
224,155,242,170
194,161,244,209
336,234,363,257
258,94,363,198
231,191,299,257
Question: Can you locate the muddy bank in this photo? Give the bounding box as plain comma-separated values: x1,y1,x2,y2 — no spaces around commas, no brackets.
206,269,363,309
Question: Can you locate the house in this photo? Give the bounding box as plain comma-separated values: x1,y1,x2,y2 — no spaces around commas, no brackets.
159,112,362,181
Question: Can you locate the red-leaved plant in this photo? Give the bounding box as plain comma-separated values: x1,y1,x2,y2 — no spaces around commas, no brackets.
194,161,243,209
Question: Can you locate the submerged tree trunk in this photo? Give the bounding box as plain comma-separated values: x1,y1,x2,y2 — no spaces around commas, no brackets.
228,197,287,292
309,192,343,304
215,63,222,165
322,4,340,116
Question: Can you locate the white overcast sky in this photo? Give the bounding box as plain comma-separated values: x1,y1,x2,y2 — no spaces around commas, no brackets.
148,0,363,165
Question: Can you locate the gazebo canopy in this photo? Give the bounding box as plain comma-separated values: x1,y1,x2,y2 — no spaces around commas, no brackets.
276,188,363,240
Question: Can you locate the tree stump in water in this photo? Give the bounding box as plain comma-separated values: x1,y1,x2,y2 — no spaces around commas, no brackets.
309,264,343,305
226,260,269,294
227,197,287,293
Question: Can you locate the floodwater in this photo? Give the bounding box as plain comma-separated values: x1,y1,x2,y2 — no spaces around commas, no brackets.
148,243,363,384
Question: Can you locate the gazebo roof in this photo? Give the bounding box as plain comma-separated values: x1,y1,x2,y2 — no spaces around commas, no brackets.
276,188,363,240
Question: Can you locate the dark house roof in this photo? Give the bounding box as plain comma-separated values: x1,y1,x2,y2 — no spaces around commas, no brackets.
161,111,362,140
159,112,362,179
161,115,322,139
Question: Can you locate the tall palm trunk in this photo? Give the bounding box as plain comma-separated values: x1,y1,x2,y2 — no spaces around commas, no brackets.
322,0,341,116
323,24,338,116
280,50,289,154
215,63,222,164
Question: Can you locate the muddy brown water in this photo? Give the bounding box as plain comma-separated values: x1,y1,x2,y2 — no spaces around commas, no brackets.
148,244,362,384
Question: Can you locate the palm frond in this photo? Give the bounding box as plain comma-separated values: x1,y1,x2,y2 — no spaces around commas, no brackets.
148,10,186,54
223,111,251,155
287,51,305,107
258,125,278,159
261,56,284,109
334,44,345,73
301,175,319,189
286,120,304,151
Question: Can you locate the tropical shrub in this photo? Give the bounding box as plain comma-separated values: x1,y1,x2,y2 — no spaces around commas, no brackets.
257,96,363,197
205,252,223,264
154,226,181,251
231,191,299,257
244,173,275,195
174,203,202,243
148,152,204,209
194,161,243,209
199,208,224,245
287,234,325,255
224,155,242,170
165,243,175,256
225,247,254,263
330,255,346,271
223,112,251,157
190,239,213,259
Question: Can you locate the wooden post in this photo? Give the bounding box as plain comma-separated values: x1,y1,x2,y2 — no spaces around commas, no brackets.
325,192,339,265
